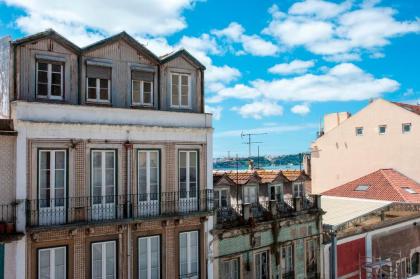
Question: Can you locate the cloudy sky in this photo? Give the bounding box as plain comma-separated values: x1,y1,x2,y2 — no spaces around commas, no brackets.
0,0,419,157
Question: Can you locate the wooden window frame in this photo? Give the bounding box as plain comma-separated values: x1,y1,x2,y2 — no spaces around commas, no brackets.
86,77,111,103
91,240,117,279
170,73,191,109
38,246,67,279
132,80,154,106
36,61,64,100
138,235,161,279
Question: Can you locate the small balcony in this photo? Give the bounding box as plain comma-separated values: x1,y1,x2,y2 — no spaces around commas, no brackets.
0,202,23,241
26,189,213,228
215,195,320,228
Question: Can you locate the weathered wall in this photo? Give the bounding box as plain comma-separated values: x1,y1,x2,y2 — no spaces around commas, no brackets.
0,135,16,204
0,36,11,117
337,237,366,279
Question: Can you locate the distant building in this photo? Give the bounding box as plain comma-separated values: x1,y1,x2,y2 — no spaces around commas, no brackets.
310,98,420,193
322,196,420,279
322,168,420,203
212,170,322,279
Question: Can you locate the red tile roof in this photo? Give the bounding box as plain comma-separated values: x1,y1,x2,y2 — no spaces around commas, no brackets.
213,169,309,185
213,170,260,185
322,169,420,202
393,102,420,116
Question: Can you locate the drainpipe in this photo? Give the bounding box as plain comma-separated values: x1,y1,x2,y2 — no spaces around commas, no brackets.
330,230,337,279
125,141,133,279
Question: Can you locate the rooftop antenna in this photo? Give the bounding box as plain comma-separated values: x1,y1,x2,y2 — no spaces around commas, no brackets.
241,131,267,158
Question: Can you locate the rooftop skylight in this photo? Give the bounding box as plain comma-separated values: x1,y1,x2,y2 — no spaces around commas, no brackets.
355,184,369,191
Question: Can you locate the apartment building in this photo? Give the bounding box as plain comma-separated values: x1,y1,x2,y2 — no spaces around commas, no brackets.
0,30,213,279
212,170,323,279
310,98,420,193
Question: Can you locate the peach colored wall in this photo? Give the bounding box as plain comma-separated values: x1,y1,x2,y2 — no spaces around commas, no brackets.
311,99,420,194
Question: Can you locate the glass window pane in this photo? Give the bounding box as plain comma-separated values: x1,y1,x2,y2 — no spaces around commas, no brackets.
39,249,51,279
38,71,48,83
105,152,114,169
38,83,48,96
144,92,151,105
55,152,65,169
143,82,152,93
100,89,109,100
38,62,48,71
181,85,188,106
132,81,140,104
88,78,96,87
51,64,61,73
88,88,97,100
93,152,102,168
181,75,188,85
172,84,179,106
51,85,62,96
100,79,108,89
51,73,61,85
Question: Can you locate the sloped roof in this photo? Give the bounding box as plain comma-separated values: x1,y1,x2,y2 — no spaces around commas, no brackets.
160,48,206,70
13,29,81,53
321,196,391,227
392,102,420,116
255,170,289,183
322,169,420,202
213,172,235,186
213,170,260,185
282,170,309,182
82,31,159,63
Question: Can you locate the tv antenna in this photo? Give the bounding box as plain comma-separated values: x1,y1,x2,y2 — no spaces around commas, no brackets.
241,131,267,158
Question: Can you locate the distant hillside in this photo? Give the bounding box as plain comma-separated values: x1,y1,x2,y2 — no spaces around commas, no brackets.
213,153,304,169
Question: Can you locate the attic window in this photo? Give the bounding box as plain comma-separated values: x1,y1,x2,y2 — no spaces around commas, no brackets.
355,184,369,191
403,187,417,194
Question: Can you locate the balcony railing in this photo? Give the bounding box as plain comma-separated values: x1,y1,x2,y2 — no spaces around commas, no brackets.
27,189,213,228
215,195,320,227
0,203,17,236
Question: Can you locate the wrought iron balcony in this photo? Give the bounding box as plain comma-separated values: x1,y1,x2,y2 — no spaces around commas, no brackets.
215,195,320,228
26,189,213,228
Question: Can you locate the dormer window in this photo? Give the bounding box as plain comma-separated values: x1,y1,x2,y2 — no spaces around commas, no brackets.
355,184,369,191
403,187,417,194
86,65,111,103
36,61,63,100
171,73,190,108
132,71,153,106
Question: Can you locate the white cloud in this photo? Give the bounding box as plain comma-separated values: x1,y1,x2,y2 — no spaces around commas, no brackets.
263,2,420,61
215,123,318,138
289,0,352,19
5,0,197,44
232,101,283,119
212,22,279,56
205,105,223,120
211,63,399,103
291,103,310,115
268,59,315,75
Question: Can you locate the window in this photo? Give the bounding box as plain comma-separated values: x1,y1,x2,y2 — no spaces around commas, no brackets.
36,61,63,100
138,150,160,202
92,150,116,204
355,127,364,136
281,245,294,277
214,189,229,208
221,258,239,279
306,239,318,276
38,246,66,279
292,182,304,197
243,186,257,204
179,231,199,279
92,241,116,279
270,184,283,201
355,184,369,191
39,150,66,208
86,65,111,103
179,151,198,199
379,125,387,135
132,71,154,106
255,251,269,279
403,123,412,133
403,187,417,194
171,73,190,108
139,236,160,279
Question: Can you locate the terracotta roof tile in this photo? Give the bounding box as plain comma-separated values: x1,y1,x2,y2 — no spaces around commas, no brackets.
393,102,420,116
322,169,420,202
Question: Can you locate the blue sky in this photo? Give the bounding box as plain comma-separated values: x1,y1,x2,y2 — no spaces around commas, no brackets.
0,0,419,157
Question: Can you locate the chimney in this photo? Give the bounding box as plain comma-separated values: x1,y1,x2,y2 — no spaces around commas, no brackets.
323,112,351,134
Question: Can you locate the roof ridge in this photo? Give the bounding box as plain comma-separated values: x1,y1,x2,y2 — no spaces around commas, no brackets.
375,169,406,201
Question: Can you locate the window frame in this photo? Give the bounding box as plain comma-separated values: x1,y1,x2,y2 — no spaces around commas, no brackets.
305,239,318,275
270,183,283,201
355,127,364,136
378,125,387,135
38,149,68,209
137,149,160,202
90,149,117,204
37,246,67,279
243,185,257,204
214,188,230,208
254,250,269,279
178,150,199,199
91,240,117,279
179,230,200,279
86,77,111,104
281,244,294,276
292,182,304,197
138,235,161,279
132,79,154,107
221,258,239,279
36,60,64,100
402,123,412,134
170,72,191,109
